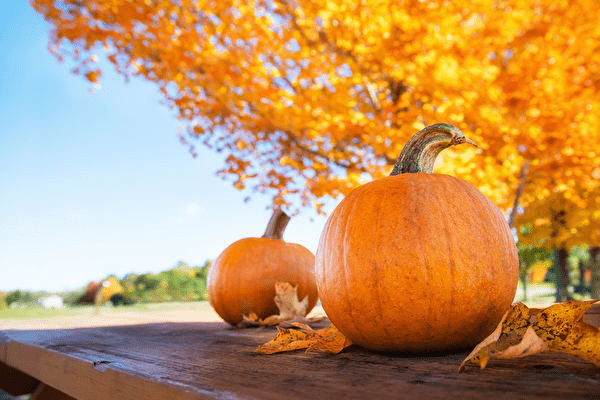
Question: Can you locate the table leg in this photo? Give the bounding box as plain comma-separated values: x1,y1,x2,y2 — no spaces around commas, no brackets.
0,362,39,396
30,384,75,400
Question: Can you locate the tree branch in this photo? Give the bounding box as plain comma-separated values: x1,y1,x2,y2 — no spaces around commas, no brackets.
277,0,382,114
508,160,531,228
284,129,368,172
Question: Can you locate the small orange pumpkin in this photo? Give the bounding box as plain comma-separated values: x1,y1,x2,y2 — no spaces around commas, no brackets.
207,209,318,325
315,124,519,352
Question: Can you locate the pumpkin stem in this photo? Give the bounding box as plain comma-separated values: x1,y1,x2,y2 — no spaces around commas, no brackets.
390,123,477,176
262,208,291,240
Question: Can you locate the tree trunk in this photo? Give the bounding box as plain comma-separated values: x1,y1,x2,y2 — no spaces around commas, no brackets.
554,246,571,302
519,262,528,302
590,246,600,299
508,161,530,228
578,259,586,287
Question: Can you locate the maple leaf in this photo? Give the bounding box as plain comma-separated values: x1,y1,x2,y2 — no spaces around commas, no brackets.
257,322,352,355
273,281,309,320
237,281,327,328
459,300,600,372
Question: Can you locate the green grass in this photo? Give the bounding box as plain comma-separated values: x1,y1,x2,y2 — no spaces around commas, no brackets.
1,282,591,322
0,301,212,321
515,281,598,305
515,281,556,305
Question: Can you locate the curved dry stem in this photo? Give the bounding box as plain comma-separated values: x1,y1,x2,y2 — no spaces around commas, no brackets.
390,123,477,176
262,208,291,240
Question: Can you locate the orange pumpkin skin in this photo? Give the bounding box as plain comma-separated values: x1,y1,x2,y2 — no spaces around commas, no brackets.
207,237,318,325
315,173,519,352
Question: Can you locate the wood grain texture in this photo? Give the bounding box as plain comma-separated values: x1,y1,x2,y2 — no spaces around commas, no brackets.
1,306,599,400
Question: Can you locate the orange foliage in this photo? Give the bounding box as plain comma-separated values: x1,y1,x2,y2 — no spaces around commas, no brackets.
78,277,123,304
30,0,600,225
516,184,600,249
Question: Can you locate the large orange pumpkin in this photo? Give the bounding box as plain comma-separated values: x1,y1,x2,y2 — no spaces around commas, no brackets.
315,124,519,352
207,209,318,325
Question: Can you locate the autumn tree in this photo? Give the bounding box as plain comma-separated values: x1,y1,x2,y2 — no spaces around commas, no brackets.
30,0,599,223
516,182,600,301
516,242,552,302
0,293,8,310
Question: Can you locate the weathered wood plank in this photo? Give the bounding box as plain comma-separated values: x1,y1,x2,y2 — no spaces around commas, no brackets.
1,317,599,400
1,338,231,399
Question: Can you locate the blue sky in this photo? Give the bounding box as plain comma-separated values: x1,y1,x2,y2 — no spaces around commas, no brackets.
0,2,327,293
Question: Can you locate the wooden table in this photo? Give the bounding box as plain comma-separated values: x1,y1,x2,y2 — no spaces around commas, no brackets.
2,309,599,400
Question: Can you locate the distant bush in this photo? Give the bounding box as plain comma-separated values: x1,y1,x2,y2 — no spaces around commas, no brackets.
5,260,212,308
110,293,135,306
77,277,123,304
62,288,87,306
4,290,38,307
119,261,210,303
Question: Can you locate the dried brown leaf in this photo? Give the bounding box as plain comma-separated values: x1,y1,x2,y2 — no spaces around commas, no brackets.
257,323,352,355
273,281,309,320
460,300,600,372
278,314,329,328
236,281,317,328
305,324,352,354
257,326,312,354
532,300,600,366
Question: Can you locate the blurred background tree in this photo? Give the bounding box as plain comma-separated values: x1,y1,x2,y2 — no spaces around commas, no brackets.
30,0,600,210
30,0,600,300
0,261,210,309
0,293,7,310
516,242,552,302
115,261,210,304
516,186,600,301
4,290,37,307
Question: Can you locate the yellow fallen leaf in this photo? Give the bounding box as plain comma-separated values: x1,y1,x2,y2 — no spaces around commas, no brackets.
305,324,351,354
460,300,600,372
459,303,545,370
533,300,600,366
257,323,352,355
258,326,312,354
